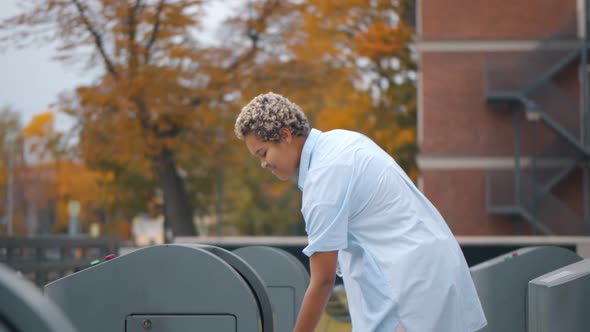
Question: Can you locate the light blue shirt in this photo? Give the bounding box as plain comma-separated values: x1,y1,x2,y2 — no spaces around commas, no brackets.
298,129,487,332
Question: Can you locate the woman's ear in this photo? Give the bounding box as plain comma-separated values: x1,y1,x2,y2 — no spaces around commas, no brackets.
279,128,292,143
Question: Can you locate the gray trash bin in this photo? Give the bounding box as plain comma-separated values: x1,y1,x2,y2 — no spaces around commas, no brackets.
470,246,581,332
44,244,274,332
528,258,590,332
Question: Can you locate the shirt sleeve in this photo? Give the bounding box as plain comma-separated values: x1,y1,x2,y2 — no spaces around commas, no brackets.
301,164,352,257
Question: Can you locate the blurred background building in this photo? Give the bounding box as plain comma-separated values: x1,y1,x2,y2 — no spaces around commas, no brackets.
417,0,590,235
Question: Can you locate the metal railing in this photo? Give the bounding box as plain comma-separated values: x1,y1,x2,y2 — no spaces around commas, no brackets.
528,81,585,149
0,236,120,286
485,49,579,97
483,15,589,234
486,170,585,235
484,16,580,98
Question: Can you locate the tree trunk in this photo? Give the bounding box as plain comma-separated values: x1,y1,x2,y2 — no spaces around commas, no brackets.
154,148,197,237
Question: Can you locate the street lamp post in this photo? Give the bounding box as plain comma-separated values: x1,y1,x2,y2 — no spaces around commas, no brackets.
4,131,17,236
6,144,13,236
216,126,225,236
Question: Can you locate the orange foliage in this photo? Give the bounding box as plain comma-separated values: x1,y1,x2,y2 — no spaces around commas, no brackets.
23,112,54,138
2,0,418,236
353,23,413,60
282,0,418,180
43,160,115,234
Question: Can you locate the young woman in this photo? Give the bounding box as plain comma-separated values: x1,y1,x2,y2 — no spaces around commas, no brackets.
234,92,487,332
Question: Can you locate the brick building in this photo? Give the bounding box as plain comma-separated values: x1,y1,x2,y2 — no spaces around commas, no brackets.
417,0,590,235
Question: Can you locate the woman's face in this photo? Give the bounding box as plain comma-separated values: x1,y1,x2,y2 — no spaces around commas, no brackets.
245,129,301,181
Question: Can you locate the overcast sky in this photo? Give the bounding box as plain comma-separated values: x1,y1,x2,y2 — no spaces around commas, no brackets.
0,1,235,131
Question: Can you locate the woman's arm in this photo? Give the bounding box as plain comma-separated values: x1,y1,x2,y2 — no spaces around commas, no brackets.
292,250,338,332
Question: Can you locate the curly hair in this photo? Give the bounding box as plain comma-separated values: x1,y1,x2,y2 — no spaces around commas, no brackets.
234,92,310,142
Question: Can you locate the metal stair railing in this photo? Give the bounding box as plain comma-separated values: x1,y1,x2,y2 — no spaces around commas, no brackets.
482,16,587,235
485,140,578,214
486,170,518,214
528,126,581,195
485,49,579,99
526,81,587,153
535,159,579,195
484,16,580,99
518,171,585,235
535,192,586,234
486,170,550,233
486,169,585,235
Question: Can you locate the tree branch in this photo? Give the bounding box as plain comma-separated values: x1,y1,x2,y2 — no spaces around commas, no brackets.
191,0,284,109
144,0,165,64
155,121,180,138
127,0,143,76
70,0,118,78
225,0,282,73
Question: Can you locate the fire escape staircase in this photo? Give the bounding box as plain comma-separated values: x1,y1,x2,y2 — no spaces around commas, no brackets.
484,32,589,234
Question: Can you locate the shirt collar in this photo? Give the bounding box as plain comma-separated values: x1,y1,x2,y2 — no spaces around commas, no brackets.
298,128,321,191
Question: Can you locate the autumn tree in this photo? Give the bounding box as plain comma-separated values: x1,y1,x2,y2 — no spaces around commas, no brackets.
50,161,118,235
22,112,116,236
193,0,417,235
216,0,417,234
1,0,291,236
229,0,417,178
351,0,417,179
1,0,417,237
213,0,383,233
285,0,418,178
